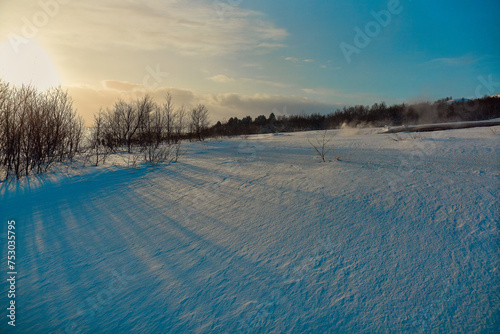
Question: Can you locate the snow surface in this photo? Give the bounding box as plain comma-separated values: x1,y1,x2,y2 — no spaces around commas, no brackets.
1,126,499,333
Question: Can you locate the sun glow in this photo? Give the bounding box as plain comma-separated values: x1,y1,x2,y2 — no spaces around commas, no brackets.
0,39,61,91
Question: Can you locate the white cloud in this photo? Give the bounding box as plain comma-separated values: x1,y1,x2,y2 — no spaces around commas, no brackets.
302,88,317,94
208,75,234,83
285,57,317,64
426,54,481,66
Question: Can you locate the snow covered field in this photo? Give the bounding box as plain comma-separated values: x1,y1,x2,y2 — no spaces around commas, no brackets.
1,125,499,333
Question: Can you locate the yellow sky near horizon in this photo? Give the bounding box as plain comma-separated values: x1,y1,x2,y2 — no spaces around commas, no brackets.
0,0,357,125
3,1,496,125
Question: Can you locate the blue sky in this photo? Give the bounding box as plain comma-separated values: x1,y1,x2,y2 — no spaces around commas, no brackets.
1,0,499,123
245,0,500,100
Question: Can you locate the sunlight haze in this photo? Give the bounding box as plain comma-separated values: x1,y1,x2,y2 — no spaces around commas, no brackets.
0,0,498,124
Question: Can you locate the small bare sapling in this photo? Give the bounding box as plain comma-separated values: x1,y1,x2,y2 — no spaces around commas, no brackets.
308,130,339,162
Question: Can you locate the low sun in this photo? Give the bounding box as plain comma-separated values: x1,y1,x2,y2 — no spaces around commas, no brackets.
0,39,61,91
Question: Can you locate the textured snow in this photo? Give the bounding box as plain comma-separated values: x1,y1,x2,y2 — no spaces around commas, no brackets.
1,126,499,333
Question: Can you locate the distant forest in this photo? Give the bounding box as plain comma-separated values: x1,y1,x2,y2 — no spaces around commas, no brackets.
208,96,500,137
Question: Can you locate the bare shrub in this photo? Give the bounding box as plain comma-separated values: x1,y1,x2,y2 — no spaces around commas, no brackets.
389,134,403,142
83,92,188,167
308,130,339,162
135,95,182,165
171,141,184,162
408,132,424,140
87,110,114,166
0,85,189,176
0,83,83,179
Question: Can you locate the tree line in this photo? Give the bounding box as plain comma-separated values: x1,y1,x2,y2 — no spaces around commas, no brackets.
1,78,499,179
0,81,209,179
88,93,209,165
0,83,83,179
208,97,500,137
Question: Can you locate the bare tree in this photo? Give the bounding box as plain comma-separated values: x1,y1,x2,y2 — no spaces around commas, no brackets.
113,99,140,153
88,109,106,166
190,104,209,141
0,81,10,178
163,92,174,143
136,94,156,147
174,105,186,142
0,85,191,178
0,84,83,179
308,130,339,162
66,115,84,161
139,99,184,165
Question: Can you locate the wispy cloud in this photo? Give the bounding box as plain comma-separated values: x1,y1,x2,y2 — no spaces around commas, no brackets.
285,57,340,70
302,87,378,101
285,57,300,63
208,75,235,83
102,80,144,91
207,75,291,87
426,54,481,66
284,57,316,63
240,78,291,88
2,0,287,56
